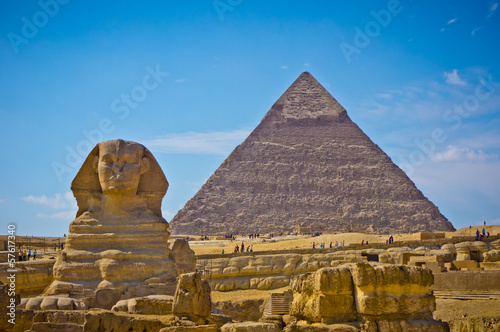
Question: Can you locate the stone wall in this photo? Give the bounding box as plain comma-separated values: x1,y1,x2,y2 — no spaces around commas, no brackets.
432,271,500,291
0,261,53,296
288,262,447,330
201,251,370,292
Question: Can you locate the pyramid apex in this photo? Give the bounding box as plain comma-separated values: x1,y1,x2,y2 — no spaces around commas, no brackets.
272,72,347,121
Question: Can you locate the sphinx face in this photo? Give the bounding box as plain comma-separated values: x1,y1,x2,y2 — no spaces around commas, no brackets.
95,140,149,195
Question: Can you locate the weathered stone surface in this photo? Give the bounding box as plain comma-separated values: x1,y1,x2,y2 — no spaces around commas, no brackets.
221,322,281,332
169,239,197,275
128,294,174,315
94,288,120,310
26,322,83,332
0,261,53,296
83,309,170,331
284,323,359,331
1,283,19,330
213,299,266,322
173,272,211,322
160,325,218,332
290,262,442,326
170,72,454,235
449,316,500,331
44,140,194,298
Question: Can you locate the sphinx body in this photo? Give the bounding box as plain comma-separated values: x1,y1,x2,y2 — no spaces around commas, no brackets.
45,140,185,298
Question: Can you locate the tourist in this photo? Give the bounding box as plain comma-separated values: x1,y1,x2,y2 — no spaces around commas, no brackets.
335,241,338,247
482,228,486,236
18,250,22,261
475,229,479,241
312,242,315,249
54,243,57,251
241,242,245,252
361,240,364,245
366,240,368,245
250,245,253,252
329,242,332,248
61,243,64,250
33,249,37,260
23,250,27,261
222,249,224,254
27,248,31,260
342,240,345,246
487,232,490,238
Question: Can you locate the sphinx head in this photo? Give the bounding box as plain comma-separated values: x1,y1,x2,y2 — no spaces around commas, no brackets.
71,139,168,217
93,140,150,196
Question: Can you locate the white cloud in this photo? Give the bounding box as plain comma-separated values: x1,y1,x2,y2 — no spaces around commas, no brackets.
471,27,482,36
447,18,457,24
23,192,76,210
145,129,251,155
37,211,76,220
175,78,187,83
440,28,446,32
431,145,497,162
487,2,498,19
281,65,288,70
444,69,467,86
304,63,310,67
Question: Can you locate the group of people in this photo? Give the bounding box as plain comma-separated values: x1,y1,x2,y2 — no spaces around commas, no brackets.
476,228,490,241
361,240,369,245
386,236,394,244
248,233,260,239
54,242,64,251
312,241,345,249
18,248,37,261
232,242,253,253
224,234,236,240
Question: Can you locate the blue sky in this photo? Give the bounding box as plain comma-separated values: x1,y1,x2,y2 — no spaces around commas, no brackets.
1,0,499,236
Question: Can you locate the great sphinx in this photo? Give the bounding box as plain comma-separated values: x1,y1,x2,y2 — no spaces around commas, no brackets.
44,139,192,298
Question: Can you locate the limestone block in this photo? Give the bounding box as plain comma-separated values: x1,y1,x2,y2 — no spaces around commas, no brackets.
169,239,196,276
213,299,265,322
94,288,120,310
221,322,281,332
57,297,76,310
290,263,437,324
452,260,478,270
160,326,218,331
26,297,44,310
173,272,211,322
26,322,83,332
290,267,356,323
349,263,434,320
483,250,500,262
131,295,173,315
260,315,284,330
490,239,500,250
40,297,59,310
440,243,456,253
111,299,129,312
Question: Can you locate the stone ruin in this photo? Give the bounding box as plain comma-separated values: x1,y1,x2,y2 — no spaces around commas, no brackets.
288,262,447,331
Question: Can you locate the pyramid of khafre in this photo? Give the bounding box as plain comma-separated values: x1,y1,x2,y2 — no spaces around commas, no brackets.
169,72,455,235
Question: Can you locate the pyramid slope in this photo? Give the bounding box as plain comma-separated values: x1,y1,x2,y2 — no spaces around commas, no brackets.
170,72,455,235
